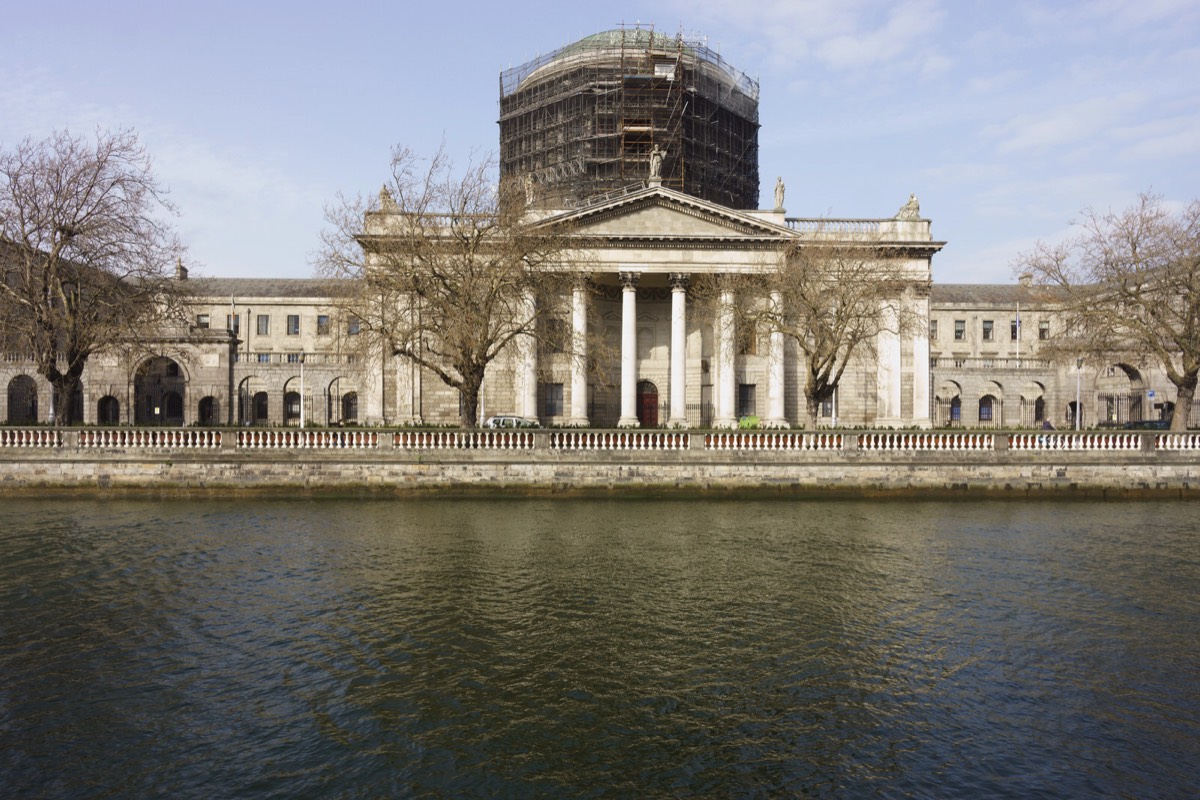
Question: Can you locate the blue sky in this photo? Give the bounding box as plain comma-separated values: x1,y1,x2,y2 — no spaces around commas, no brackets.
3,0,1198,283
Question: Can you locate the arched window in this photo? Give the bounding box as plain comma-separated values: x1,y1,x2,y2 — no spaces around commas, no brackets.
979,395,996,424
98,396,120,425
341,392,358,422
7,376,38,424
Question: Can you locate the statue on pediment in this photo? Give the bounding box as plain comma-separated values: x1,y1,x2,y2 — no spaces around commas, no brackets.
649,144,665,180
774,177,785,211
896,193,921,220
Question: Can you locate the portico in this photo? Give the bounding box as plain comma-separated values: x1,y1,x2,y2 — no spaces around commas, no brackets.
501,184,941,429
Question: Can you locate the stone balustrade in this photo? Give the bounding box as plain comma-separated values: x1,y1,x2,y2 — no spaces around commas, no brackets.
1008,433,1143,451
550,431,689,450
705,432,841,451
0,429,62,448
395,430,535,450
6,428,1200,456
239,430,378,449
859,432,994,451
1155,433,1200,450
80,430,222,449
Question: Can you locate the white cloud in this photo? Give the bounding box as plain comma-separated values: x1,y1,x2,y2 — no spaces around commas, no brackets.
990,92,1148,154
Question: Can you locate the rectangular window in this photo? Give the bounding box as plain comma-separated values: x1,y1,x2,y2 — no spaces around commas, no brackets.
347,318,361,335
929,319,938,341
954,320,965,340
821,397,834,417
982,320,994,341
737,383,757,419
317,315,330,335
737,322,758,356
1039,320,1050,340
543,382,564,417
287,314,300,335
226,313,240,334
196,314,210,329
1011,319,1019,341
257,314,270,336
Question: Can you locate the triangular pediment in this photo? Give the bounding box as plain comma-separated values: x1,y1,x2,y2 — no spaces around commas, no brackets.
540,186,792,241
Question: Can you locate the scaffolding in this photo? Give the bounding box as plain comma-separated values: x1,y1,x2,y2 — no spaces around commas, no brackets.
499,25,760,209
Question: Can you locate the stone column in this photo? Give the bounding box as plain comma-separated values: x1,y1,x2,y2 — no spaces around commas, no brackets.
568,280,590,427
875,298,902,426
668,273,689,428
618,272,640,428
714,287,738,429
518,288,538,420
765,289,788,428
912,294,931,427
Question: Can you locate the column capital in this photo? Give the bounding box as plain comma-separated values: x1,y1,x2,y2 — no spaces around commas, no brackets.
668,272,690,291
619,271,640,289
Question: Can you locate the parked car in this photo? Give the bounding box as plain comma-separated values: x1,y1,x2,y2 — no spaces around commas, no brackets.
483,415,541,429
1123,419,1171,430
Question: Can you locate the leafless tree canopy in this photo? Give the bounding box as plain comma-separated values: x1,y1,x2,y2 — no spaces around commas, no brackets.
698,233,921,428
0,129,185,424
1017,193,1200,431
318,145,581,427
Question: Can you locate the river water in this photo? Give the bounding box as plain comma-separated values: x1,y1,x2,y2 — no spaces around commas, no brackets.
1,498,1197,799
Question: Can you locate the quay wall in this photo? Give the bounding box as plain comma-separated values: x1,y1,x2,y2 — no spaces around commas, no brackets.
3,429,1200,498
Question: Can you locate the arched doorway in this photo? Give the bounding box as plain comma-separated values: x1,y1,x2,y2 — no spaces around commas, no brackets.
341,392,358,423
134,357,186,425
935,380,962,427
97,396,120,425
197,396,219,426
636,380,659,428
7,375,38,424
1020,381,1046,427
1096,364,1144,424
284,391,301,426
253,392,269,424
1067,401,1084,429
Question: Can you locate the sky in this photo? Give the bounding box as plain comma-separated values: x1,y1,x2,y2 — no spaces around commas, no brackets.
3,0,1198,284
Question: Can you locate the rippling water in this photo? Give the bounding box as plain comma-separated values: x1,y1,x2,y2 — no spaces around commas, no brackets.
1,498,1198,798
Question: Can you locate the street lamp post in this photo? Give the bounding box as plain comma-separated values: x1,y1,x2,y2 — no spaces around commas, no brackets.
1075,357,1083,431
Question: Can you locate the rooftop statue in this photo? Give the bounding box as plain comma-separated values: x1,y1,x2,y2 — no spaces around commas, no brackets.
649,144,665,180
896,193,921,220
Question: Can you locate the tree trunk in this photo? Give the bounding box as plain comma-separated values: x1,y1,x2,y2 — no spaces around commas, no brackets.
1171,376,1197,431
50,374,82,426
459,375,482,429
804,393,820,431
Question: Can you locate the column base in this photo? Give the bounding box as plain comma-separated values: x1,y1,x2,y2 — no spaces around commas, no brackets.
668,417,689,429
618,416,641,428
566,416,591,428
713,416,738,430
763,418,790,429
875,416,905,429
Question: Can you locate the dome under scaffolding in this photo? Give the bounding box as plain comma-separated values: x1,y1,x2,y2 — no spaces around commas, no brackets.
499,25,760,209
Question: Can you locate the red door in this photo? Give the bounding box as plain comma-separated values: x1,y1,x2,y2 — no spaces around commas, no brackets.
637,381,659,427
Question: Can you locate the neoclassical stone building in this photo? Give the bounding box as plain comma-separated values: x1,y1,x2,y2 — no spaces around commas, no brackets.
1,27,1190,430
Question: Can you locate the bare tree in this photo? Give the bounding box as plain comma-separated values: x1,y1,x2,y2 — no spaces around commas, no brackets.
1018,193,1200,431
318,145,582,427
0,129,184,425
700,231,922,429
